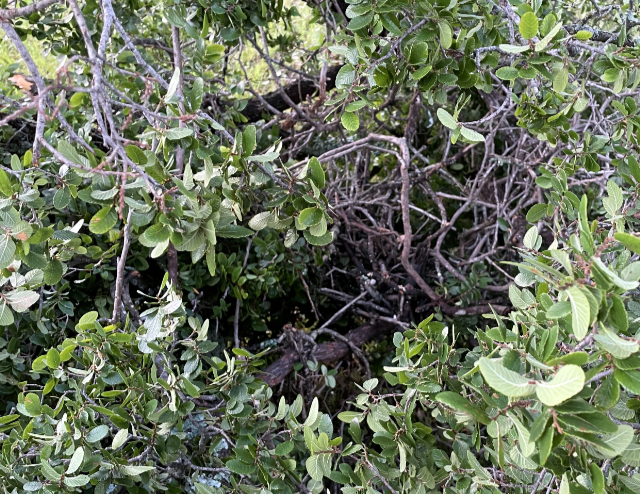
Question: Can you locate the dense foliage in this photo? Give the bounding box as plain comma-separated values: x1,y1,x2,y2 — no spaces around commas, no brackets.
1,0,640,493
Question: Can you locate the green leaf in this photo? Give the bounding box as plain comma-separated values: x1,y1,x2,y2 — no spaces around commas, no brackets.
120,465,156,476
0,302,14,326
304,397,319,427
546,352,589,366
308,157,325,188
553,69,569,92
437,108,457,130
593,257,639,291
23,482,42,492
306,452,332,481
0,414,18,425
275,440,294,456
539,426,554,465
46,348,60,369
566,287,590,341
575,30,593,40
226,459,257,475
614,369,640,395
478,358,537,397
89,206,118,234
345,100,367,112
535,22,563,51
508,413,535,456
438,20,452,49
67,447,84,475
242,125,257,157
216,225,253,238
337,411,362,423
0,235,16,269
165,127,194,140
141,224,171,245
347,12,373,31
165,66,180,101
526,203,548,222
546,301,571,319
615,233,640,254
466,449,492,480
460,126,485,142
40,460,62,481
595,326,639,359
24,393,41,415
594,425,634,458
0,169,13,197
341,112,360,131
58,141,88,167
28,227,53,245
435,391,490,425
620,475,640,494
248,211,271,231
536,365,585,406
303,230,333,246
195,483,218,494
190,77,204,112
43,259,63,285
594,376,619,410
53,187,71,210
609,295,629,332
125,145,147,165
86,425,109,443
299,208,323,227
499,43,530,54
519,12,539,40
112,428,128,449
5,290,39,312
64,475,90,487
335,64,356,89
408,42,429,64
496,67,519,80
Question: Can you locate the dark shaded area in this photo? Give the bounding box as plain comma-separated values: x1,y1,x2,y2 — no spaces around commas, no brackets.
257,320,396,386
240,64,342,122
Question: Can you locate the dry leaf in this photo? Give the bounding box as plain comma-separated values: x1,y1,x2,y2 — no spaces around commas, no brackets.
8,74,34,93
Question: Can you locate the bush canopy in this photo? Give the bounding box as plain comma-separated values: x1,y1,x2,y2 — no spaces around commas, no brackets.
1,0,640,493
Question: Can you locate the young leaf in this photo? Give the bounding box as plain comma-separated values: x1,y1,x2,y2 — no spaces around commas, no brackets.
437,108,457,130
519,12,539,40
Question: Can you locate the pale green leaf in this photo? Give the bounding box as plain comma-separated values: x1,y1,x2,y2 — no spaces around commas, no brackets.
67,447,84,475
478,358,536,397
536,365,585,406
566,287,590,341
